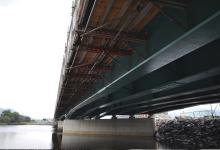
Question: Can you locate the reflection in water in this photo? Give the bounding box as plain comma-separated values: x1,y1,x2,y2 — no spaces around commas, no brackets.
52,129,62,150
0,125,169,149
61,134,157,149
52,127,171,150
0,125,52,149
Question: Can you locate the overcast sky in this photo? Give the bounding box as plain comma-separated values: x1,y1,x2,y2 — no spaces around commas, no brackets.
0,0,72,119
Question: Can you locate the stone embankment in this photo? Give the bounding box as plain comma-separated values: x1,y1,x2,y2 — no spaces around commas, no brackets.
155,119,220,149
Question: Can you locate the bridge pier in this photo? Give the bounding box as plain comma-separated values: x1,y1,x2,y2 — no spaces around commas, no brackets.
129,115,135,119
111,115,117,119
57,121,63,131
61,118,155,137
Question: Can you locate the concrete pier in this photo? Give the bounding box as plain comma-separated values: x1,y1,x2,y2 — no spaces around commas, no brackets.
61,134,156,149
62,118,154,137
57,121,63,131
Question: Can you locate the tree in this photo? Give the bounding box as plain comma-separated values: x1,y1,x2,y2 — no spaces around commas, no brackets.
0,110,31,124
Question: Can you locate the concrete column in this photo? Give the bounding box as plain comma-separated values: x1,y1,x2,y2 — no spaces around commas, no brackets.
57,121,63,131
62,118,155,137
129,115,135,119
111,115,117,119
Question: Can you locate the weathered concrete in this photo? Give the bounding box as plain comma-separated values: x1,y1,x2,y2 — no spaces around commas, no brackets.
57,121,63,131
62,118,154,137
61,135,156,149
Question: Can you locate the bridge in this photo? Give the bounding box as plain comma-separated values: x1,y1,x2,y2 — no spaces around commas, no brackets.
54,0,220,122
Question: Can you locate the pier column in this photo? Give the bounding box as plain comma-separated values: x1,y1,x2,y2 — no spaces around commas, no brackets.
62,118,155,137
57,121,63,131
111,115,117,119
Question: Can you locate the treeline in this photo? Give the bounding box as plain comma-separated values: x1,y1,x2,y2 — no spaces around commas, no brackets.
0,110,31,124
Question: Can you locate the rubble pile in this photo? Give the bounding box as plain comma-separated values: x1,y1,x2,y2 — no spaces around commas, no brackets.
156,119,220,149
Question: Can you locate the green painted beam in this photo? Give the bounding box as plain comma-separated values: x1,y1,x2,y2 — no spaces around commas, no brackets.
66,11,220,118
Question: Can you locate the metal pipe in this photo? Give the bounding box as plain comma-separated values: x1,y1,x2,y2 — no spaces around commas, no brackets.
67,0,135,100
71,1,140,100
65,63,90,70
80,17,122,37
70,0,98,69
78,0,90,25
159,0,187,7
151,1,188,30
65,1,143,108
64,0,144,114
59,0,99,108
83,13,134,88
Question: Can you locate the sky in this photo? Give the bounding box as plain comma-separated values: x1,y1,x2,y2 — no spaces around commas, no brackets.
0,0,72,119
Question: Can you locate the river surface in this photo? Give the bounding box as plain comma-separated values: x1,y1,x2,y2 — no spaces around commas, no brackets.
0,125,52,149
0,125,168,149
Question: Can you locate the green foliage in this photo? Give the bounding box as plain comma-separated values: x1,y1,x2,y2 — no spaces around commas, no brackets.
0,110,31,124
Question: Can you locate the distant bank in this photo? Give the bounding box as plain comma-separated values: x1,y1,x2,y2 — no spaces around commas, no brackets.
0,122,54,125
0,109,54,125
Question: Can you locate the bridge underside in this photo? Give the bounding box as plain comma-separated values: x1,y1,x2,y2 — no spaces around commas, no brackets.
54,0,220,120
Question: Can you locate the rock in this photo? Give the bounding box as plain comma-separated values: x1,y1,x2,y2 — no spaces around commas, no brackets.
155,118,220,149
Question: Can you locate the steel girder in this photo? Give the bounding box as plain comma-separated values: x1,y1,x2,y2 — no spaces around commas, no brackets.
79,38,220,118
66,11,220,119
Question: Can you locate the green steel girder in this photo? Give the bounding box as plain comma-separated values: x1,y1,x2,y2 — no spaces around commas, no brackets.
86,71,220,118
108,85,220,116
126,96,220,115
144,99,220,115
127,98,220,115
66,11,220,119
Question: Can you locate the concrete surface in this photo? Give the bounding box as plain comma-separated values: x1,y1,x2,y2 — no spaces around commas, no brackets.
62,118,155,136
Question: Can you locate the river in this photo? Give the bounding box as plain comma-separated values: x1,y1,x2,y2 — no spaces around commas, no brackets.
0,125,168,149
0,125,52,149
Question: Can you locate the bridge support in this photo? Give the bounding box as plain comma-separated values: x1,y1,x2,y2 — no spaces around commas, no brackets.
129,115,135,119
111,115,117,119
62,118,154,137
57,121,63,131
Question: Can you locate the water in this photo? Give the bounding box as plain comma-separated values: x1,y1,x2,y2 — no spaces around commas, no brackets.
61,135,158,149
57,131,168,149
0,125,52,149
0,125,168,149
